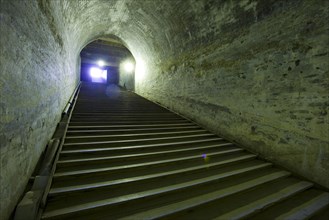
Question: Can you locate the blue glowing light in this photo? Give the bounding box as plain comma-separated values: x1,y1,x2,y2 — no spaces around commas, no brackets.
90,67,107,83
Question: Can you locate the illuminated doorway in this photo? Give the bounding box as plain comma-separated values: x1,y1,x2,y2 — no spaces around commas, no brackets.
90,67,107,83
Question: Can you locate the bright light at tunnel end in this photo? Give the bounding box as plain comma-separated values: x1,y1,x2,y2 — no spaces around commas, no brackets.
123,60,135,73
90,67,107,79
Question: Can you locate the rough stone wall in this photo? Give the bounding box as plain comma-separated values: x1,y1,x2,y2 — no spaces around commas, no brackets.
134,0,329,188
0,1,79,219
1,0,328,219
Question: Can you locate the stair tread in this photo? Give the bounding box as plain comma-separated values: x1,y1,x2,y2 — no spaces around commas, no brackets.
63,133,216,146
68,123,193,128
65,129,206,139
58,142,234,163
66,126,200,134
252,189,329,220
54,148,246,177
50,155,262,195
274,192,329,220
214,181,314,220
61,137,224,153
116,170,291,220
43,164,284,219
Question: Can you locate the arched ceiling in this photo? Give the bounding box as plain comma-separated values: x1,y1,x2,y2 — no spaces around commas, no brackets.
43,0,215,89
80,39,132,67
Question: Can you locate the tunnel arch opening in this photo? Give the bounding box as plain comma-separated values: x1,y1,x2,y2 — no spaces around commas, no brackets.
79,35,136,91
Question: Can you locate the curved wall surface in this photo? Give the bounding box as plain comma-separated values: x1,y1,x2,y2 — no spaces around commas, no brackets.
1,0,328,219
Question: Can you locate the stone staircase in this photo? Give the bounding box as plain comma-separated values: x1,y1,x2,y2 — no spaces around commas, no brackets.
41,82,329,220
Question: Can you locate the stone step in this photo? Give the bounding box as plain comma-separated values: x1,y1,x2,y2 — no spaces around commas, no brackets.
118,171,293,220
58,142,234,163
59,138,228,159
64,129,208,143
70,117,187,122
42,83,328,220
65,125,202,136
251,189,329,220
68,119,191,126
68,122,195,130
46,161,272,212
52,153,257,189
50,157,265,197
53,149,248,179
62,133,218,148
213,180,314,220
42,170,290,219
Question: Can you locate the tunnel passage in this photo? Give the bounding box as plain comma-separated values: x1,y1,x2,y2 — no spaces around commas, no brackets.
80,37,135,89
1,0,328,219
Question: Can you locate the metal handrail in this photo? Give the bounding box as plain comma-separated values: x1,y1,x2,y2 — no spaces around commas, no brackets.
13,82,81,220
63,81,81,115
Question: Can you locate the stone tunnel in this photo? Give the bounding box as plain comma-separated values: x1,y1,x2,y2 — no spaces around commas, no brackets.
0,0,328,219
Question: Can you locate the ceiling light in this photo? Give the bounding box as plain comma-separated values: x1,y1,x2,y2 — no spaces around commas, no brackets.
97,60,105,67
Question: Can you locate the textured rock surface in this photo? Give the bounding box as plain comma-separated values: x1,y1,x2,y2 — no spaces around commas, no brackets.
135,0,329,189
0,1,79,219
134,0,328,189
136,0,329,190
0,0,328,219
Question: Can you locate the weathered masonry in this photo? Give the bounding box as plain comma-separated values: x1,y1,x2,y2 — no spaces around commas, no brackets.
0,0,328,219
